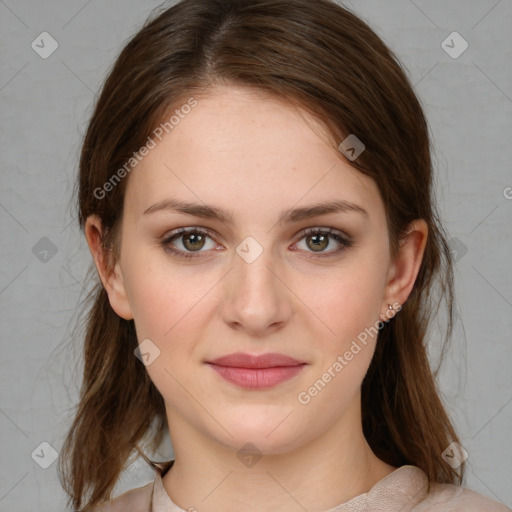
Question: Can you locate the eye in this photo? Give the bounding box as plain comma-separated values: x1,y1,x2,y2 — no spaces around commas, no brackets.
292,227,353,258
160,226,354,260
160,227,218,259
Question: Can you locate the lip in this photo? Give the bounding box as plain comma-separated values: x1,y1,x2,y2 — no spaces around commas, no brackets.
206,352,307,389
208,352,305,368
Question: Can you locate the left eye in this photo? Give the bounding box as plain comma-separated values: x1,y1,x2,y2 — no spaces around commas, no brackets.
292,227,353,256
161,227,353,259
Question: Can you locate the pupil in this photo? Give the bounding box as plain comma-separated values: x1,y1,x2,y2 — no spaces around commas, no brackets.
309,234,328,251
184,233,204,251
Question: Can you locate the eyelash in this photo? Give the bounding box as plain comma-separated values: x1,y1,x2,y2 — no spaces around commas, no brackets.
160,227,354,260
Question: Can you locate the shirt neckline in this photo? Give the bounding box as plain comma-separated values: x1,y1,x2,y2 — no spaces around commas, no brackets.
151,461,429,512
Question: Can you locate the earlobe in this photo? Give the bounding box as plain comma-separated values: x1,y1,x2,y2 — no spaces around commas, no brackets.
382,219,428,310
84,214,134,320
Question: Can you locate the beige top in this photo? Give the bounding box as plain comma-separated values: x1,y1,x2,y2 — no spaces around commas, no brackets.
97,461,511,512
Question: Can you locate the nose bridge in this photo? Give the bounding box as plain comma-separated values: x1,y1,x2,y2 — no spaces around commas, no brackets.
222,234,291,332
235,235,276,290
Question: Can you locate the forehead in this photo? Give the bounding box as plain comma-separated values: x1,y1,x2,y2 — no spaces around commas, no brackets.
123,85,383,224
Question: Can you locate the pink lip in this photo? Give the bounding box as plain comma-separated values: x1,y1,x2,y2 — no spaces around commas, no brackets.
206,352,307,389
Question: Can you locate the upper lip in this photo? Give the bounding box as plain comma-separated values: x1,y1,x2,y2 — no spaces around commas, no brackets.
207,352,306,368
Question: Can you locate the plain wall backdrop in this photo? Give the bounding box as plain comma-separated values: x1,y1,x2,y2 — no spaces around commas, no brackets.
1,0,511,510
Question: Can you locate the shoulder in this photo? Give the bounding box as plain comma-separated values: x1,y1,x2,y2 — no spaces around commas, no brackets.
92,481,154,512
414,481,511,511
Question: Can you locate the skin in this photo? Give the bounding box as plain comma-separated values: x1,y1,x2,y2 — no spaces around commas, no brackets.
85,84,428,512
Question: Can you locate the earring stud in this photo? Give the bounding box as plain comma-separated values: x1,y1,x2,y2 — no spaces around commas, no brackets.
379,303,399,322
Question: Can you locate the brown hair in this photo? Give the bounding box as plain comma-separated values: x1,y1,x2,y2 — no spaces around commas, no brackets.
58,0,464,510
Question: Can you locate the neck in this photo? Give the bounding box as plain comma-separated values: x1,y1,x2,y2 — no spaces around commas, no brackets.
162,398,396,512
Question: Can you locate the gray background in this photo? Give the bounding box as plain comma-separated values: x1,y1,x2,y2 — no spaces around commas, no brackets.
1,0,511,510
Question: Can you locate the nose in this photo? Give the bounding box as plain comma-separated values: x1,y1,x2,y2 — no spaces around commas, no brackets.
221,241,292,337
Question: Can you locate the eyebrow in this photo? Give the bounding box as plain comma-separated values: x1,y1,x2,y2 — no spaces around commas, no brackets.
143,198,368,224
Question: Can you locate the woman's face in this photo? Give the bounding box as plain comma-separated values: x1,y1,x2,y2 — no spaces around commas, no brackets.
91,84,424,455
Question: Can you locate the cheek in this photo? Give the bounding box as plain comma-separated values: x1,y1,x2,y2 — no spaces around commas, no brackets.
296,272,382,412
125,268,206,405
127,274,176,340
306,264,384,348
122,248,208,340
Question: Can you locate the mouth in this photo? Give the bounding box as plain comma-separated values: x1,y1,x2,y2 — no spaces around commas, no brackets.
205,352,307,390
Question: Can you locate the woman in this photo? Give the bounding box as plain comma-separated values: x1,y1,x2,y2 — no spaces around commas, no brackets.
58,0,511,510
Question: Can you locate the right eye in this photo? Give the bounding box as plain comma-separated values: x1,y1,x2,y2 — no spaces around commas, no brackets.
160,227,220,259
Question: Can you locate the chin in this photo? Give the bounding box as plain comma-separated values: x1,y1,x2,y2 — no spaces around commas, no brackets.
210,409,310,456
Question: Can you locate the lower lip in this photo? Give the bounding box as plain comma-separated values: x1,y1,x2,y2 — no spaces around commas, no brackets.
208,364,306,389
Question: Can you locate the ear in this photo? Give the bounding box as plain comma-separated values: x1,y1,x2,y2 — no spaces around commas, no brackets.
84,214,134,320
381,219,428,315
